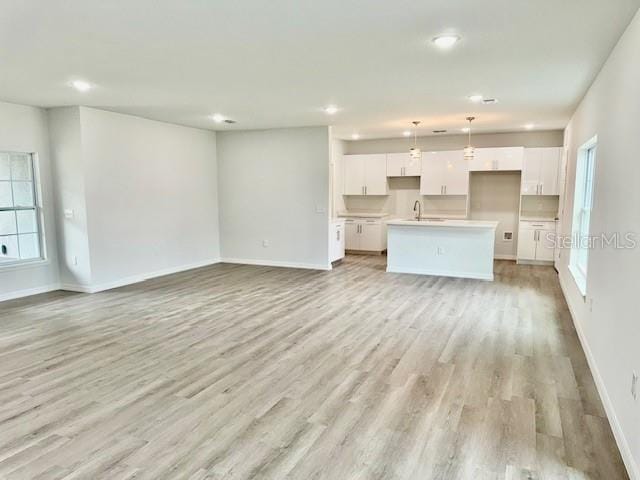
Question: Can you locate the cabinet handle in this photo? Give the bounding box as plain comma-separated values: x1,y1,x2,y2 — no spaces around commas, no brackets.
337,230,340,241
539,183,543,195
444,185,447,195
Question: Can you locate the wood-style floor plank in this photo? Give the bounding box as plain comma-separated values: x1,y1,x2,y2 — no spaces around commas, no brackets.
0,255,629,479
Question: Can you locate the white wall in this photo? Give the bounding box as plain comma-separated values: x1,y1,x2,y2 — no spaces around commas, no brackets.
48,107,92,288
217,127,331,270
344,130,564,155
469,171,521,259
48,107,221,291
0,102,59,301
558,10,640,478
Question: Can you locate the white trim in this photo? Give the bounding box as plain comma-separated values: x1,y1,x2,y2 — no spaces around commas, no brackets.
0,258,50,272
59,258,223,294
558,271,638,480
516,258,554,266
0,283,60,303
386,265,493,281
494,254,517,261
221,257,332,271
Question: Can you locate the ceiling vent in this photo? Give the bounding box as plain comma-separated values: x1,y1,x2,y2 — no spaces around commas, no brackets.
432,129,447,134
482,98,497,104
224,119,236,124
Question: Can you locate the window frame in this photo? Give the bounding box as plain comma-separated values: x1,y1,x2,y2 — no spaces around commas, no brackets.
0,151,46,268
569,135,597,297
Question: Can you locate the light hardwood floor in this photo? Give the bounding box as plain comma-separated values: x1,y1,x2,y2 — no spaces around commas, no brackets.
0,255,628,479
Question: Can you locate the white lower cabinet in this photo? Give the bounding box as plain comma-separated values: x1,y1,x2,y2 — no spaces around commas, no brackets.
344,218,387,253
329,220,345,262
517,221,556,262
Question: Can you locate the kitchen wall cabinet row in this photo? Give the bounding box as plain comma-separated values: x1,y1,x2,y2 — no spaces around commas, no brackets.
343,147,562,197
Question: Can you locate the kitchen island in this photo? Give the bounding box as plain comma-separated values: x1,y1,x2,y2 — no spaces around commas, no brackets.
386,219,499,280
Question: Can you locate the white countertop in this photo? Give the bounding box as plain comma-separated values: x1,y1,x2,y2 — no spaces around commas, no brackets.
337,212,390,218
520,216,558,222
386,218,499,229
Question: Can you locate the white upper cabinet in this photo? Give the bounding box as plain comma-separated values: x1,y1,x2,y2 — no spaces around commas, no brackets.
343,154,388,195
521,147,561,195
386,153,421,177
468,147,524,171
420,150,469,195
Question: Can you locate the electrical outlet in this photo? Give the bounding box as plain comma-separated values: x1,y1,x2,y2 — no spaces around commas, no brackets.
631,372,638,401
72,256,78,266
437,247,444,255
262,240,269,248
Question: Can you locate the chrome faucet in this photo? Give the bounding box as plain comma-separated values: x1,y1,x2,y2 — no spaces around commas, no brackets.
413,200,422,221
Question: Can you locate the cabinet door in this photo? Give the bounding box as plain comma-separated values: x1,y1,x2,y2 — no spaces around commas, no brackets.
386,153,406,177
468,148,495,171
517,227,537,260
360,222,382,251
522,148,542,195
404,154,422,176
345,221,359,250
343,155,366,195
420,152,445,195
497,147,524,171
364,154,388,195
536,228,556,261
443,151,468,195
539,148,561,195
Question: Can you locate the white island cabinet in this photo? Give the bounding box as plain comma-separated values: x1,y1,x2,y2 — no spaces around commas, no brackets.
386,219,499,280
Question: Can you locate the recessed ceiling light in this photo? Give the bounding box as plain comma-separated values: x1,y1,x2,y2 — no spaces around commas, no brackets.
403,131,412,137
324,105,338,115
211,113,225,123
70,80,92,92
524,123,535,130
461,127,470,133
468,94,483,103
432,35,460,49
351,133,360,140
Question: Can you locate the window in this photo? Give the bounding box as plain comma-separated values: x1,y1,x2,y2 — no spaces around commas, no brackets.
0,152,43,265
569,136,597,295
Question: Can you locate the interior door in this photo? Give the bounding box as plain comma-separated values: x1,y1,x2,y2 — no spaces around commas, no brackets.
364,154,389,195
443,150,468,195
522,148,542,195
420,152,445,195
343,155,366,195
539,148,561,195
386,153,406,177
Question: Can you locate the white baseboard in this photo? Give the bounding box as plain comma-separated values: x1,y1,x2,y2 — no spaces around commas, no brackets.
386,265,493,281
495,254,517,260
58,258,221,294
221,257,331,271
0,283,61,303
558,271,638,480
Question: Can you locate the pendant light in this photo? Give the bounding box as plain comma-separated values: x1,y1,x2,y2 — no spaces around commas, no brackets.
409,121,421,159
463,116,475,160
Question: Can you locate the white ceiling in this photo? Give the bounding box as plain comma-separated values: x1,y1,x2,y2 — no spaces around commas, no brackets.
1,0,639,139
